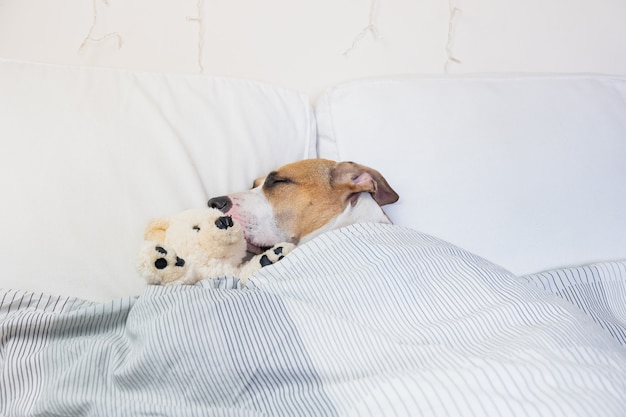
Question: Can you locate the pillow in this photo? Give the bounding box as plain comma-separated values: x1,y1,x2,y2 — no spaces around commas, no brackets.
316,74,626,275
0,59,315,301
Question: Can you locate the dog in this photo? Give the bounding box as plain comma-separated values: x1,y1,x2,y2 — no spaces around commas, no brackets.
207,158,399,253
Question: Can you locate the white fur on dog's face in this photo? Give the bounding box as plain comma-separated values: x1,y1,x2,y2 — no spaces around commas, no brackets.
222,186,290,251
212,159,399,251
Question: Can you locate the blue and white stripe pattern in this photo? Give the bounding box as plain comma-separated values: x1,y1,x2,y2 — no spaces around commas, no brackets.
2,224,626,416
521,261,626,345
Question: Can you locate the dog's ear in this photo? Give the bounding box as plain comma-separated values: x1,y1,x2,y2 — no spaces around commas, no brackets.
332,161,399,206
144,218,169,243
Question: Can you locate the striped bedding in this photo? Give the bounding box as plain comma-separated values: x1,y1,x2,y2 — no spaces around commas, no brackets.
2,224,625,417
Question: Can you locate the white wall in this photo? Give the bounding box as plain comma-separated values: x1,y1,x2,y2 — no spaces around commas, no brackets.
1,0,625,100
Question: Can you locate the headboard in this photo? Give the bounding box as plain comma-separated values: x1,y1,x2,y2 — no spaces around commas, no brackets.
1,0,625,99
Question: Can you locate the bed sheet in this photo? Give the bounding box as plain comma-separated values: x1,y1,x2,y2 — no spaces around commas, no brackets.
2,224,625,417
521,262,626,346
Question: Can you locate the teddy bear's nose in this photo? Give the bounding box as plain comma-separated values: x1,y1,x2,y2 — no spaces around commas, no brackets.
215,215,234,230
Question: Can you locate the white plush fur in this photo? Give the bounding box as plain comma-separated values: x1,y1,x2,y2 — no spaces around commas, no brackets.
137,208,294,286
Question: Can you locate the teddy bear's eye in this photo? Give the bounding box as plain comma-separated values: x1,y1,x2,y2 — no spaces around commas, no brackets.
193,225,200,232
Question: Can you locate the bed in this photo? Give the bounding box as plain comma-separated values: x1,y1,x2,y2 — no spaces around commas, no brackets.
1,59,626,416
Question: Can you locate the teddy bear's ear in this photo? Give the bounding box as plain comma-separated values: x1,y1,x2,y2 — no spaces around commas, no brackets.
144,218,169,243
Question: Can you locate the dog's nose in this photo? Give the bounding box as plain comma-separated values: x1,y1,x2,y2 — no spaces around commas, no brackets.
208,196,232,213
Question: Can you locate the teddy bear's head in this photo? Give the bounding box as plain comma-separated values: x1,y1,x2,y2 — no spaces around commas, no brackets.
144,208,248,270
138,207,296,286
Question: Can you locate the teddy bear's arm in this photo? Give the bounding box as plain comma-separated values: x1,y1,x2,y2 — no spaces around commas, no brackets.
137,240,199,286
238,242,296,282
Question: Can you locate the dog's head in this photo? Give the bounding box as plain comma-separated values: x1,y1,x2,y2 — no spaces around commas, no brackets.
208,159,399,252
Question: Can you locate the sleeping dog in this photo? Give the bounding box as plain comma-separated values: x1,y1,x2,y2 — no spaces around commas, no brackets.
208,158,399,253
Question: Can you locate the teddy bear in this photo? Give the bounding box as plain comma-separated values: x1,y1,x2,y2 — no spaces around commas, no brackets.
137,208,295,286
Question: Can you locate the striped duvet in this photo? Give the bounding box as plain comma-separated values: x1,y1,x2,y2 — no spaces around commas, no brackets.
2,224,625,416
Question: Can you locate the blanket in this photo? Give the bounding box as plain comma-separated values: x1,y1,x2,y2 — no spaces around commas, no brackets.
2,224,626,417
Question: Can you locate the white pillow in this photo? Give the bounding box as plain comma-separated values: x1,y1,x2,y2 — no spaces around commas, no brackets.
316,74,626,275
0,59,315,301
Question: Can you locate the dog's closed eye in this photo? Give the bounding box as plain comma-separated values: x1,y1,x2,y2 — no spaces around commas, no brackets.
264,172,292,188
